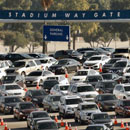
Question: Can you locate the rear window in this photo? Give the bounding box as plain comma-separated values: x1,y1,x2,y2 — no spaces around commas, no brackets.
115,48,129,53
6,85,21,90
75,71,88,76
28,71,42,76
35,60,41,65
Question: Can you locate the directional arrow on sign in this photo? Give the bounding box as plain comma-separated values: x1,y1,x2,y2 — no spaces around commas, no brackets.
66,35,69,40
44,35,47,40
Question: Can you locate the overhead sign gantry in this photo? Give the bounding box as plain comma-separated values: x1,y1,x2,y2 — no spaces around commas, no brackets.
0,10,130,23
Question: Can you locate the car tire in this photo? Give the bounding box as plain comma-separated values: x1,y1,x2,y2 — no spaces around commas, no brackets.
74,116,78,123
3,109,7,115
21,72,26,77
63,111,66,119
27,122,30,128
18,116,22,121
79,118,84,125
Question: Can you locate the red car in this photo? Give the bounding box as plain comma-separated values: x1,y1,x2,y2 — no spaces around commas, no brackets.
115,99,130,117
13,102,38,120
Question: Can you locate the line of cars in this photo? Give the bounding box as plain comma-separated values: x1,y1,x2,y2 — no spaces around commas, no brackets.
1,47,130,130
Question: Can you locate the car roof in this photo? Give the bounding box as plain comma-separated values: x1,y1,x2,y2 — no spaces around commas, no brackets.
62,95,81,99
79,102,97,106
87,124,106,127
31,111,48,114
72,82,92,87
37,119,56,124
2,83,19,86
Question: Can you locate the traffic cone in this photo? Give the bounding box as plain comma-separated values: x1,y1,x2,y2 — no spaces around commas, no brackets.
65,71,69,78
55,115,58,123
24,87,28,92
126,122,129,130
36,82,40,90
65,122,69,130
69,124,72,130
1,118,4,126
121,120,124,128
114,116,118,125
99,63,102,73
60,118,64,127
4,123,8,130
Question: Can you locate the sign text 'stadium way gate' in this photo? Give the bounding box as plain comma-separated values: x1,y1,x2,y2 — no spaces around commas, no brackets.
0,10,130,22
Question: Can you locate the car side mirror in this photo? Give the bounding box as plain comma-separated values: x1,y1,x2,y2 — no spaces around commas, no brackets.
26,65,30,67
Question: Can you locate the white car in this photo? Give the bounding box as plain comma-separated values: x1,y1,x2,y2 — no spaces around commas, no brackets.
113,83,130,99
39,57,57,70
83,55,110,70
0,69,6,79
68,83,98,101
50,84,70,95
59,95,83,117
5,59,42,76
86,124,110,130
46,75,69,85
25,70,54,87
71,69,99,83
74,102,101,124
0,83,25,97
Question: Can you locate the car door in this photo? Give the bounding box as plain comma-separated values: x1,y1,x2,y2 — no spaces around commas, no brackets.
113,85,122,99
43,96,49,109
28,60,37,74
119,86,125,99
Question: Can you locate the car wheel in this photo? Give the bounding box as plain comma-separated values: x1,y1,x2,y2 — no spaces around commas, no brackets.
14,114,16,119
74,116,78,123
21,72,26,77
79,118,84,125
63,111,66,119
39,79,43,86
3,109,7,115
18,116,22,121
76,66,80,72
27,122,30,128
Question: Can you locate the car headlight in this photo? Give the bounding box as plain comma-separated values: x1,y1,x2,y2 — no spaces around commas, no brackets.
33,98,38,102
20,112,24,115
109,121,113,126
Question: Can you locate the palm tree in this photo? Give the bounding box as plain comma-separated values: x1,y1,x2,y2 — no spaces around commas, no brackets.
41,0,53,11
41,0,54,53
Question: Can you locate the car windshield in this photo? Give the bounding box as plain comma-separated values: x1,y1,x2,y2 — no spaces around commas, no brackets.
57,60,68,65
89,57,101,61
82,104,98,110
33,112,49,118
77,86,95,92
44,80,59,88
13,61,25,67
50,96,61,102
93,114,110,120
5,97,22,103
102,74,112,80
102,82,116,89
101,95,117,101
88,76,102,82
124,86,130,91
6,85,21,90
32,90,47,97
123,101,130,106
38,122,57,129
3,76,16,82
20,104,35,109
28,71,42,76
114,61,127,67
75,71,88,76
107,59,119,64
60,85,69,91
86,126,104,130
66,98,82,105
